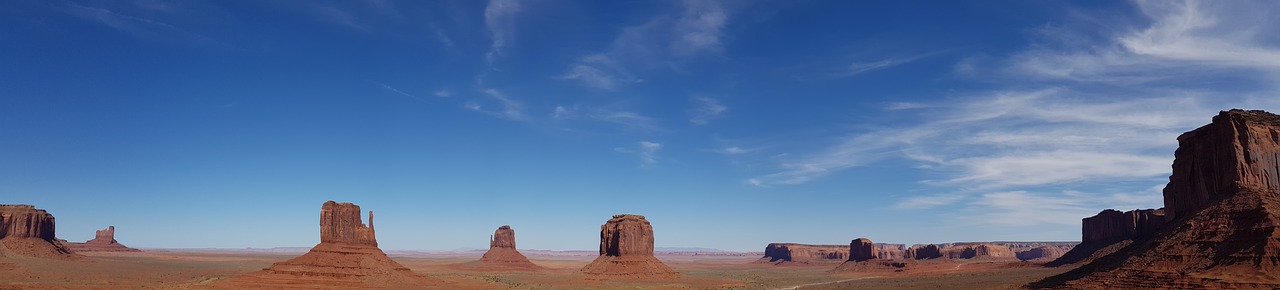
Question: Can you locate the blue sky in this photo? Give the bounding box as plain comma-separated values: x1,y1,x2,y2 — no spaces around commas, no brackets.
3,0,1280,252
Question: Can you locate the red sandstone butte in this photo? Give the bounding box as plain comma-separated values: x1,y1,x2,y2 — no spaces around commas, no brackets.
580,214,679,279
831,237,910,272
1016,246,1068,261
469,225,541,271
66,226,141,253
939,243,1016,260
1035,109,1280,289
848,238,876,262
903,244,942,260
221,201,439,288
755,243,850,264
0,204,78,259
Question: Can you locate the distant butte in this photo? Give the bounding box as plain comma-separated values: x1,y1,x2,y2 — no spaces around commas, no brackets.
458,225,542,271
67,226,141,253
219,201,441,288
580,214,680,279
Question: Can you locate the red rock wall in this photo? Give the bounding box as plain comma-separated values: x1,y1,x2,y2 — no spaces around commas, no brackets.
599,214,655,257
1081,209,1166,243
490,225,516,249
904,244,942,259
1016,246,1067,261
761,243,849,262
88,226,116,244
1164,109,1280,221
318,201,376,246
0,204,56,241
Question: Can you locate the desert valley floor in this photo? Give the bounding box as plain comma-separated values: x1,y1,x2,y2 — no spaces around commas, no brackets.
0,250,1069,290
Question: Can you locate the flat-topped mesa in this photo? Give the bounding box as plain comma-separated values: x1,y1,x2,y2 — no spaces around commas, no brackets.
0,204,77,259
848,238,876,262
0,204,56,240
490,225,515,249
1082,209,1165,244
1165,109,1280,220
581,214,679,279
319,201,376,246
1016,246,1068,261
940,243,1016,259
757,243,849,264
93,226,117,243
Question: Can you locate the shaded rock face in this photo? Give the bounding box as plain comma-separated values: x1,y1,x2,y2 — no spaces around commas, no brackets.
0,205,56,240
875,243,905,260
66,226,141,252
473,225,541,271
1016,246,1067,261
1082,209,1165,244
581,214,679,279
0,205,76,259
319,201,376,246
903,244,942,260
1036,110,1280,289
848,238,876,262
221,201,437,288
757,243,849,264
1047,208,1163,266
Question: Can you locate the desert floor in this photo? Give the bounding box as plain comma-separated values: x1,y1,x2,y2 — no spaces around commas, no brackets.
0,251,1072,289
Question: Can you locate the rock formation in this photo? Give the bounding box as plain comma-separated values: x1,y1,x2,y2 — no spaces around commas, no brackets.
221,201,438,288
66,226,141,252
939,243,1016,259
0,204,77,259
903,244,942,260
756,243,849,264
1046,208,1164,266
464,225,541,271
1016,246,1068,261
1034,109,1280,288
580,214,679,279
848,238,876,262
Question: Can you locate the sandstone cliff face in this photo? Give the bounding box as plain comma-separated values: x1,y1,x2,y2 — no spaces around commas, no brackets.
490,225,515,249
0,204,76,259
940,244,1016,259
581,214,679,279
903,244,942,260
319,201,376,246
66,226,140,252
1036,110,1280,288
757,243,849,264
1048,208,1163,266
848,238,876,261
221,201,436,288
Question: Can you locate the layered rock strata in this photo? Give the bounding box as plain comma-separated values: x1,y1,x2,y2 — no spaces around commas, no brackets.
580,214,679,279
471,225,540,271
756,243,849,264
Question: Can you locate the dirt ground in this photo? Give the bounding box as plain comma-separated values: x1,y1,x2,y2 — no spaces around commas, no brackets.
0,251,1072,289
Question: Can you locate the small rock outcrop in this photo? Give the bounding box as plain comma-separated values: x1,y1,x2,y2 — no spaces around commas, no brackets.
220,201,438,288
465,225,541,271
1035,109,1280,288
580,214,679,279
848,238,876,262
755,243,849,264
1016,246,1068,261
903,244,942,260
0,204,77,259
66,226,141,252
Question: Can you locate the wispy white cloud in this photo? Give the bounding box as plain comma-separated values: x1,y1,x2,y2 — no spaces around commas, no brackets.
671,0,727,56
433,89,451,97
716,146,753,155
689,96,726,125
61,2,221,46
484,0,521,66
466,88,526,121
559,0,734,89
551,105,662,132
615,141,664,166
379,83,418,99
